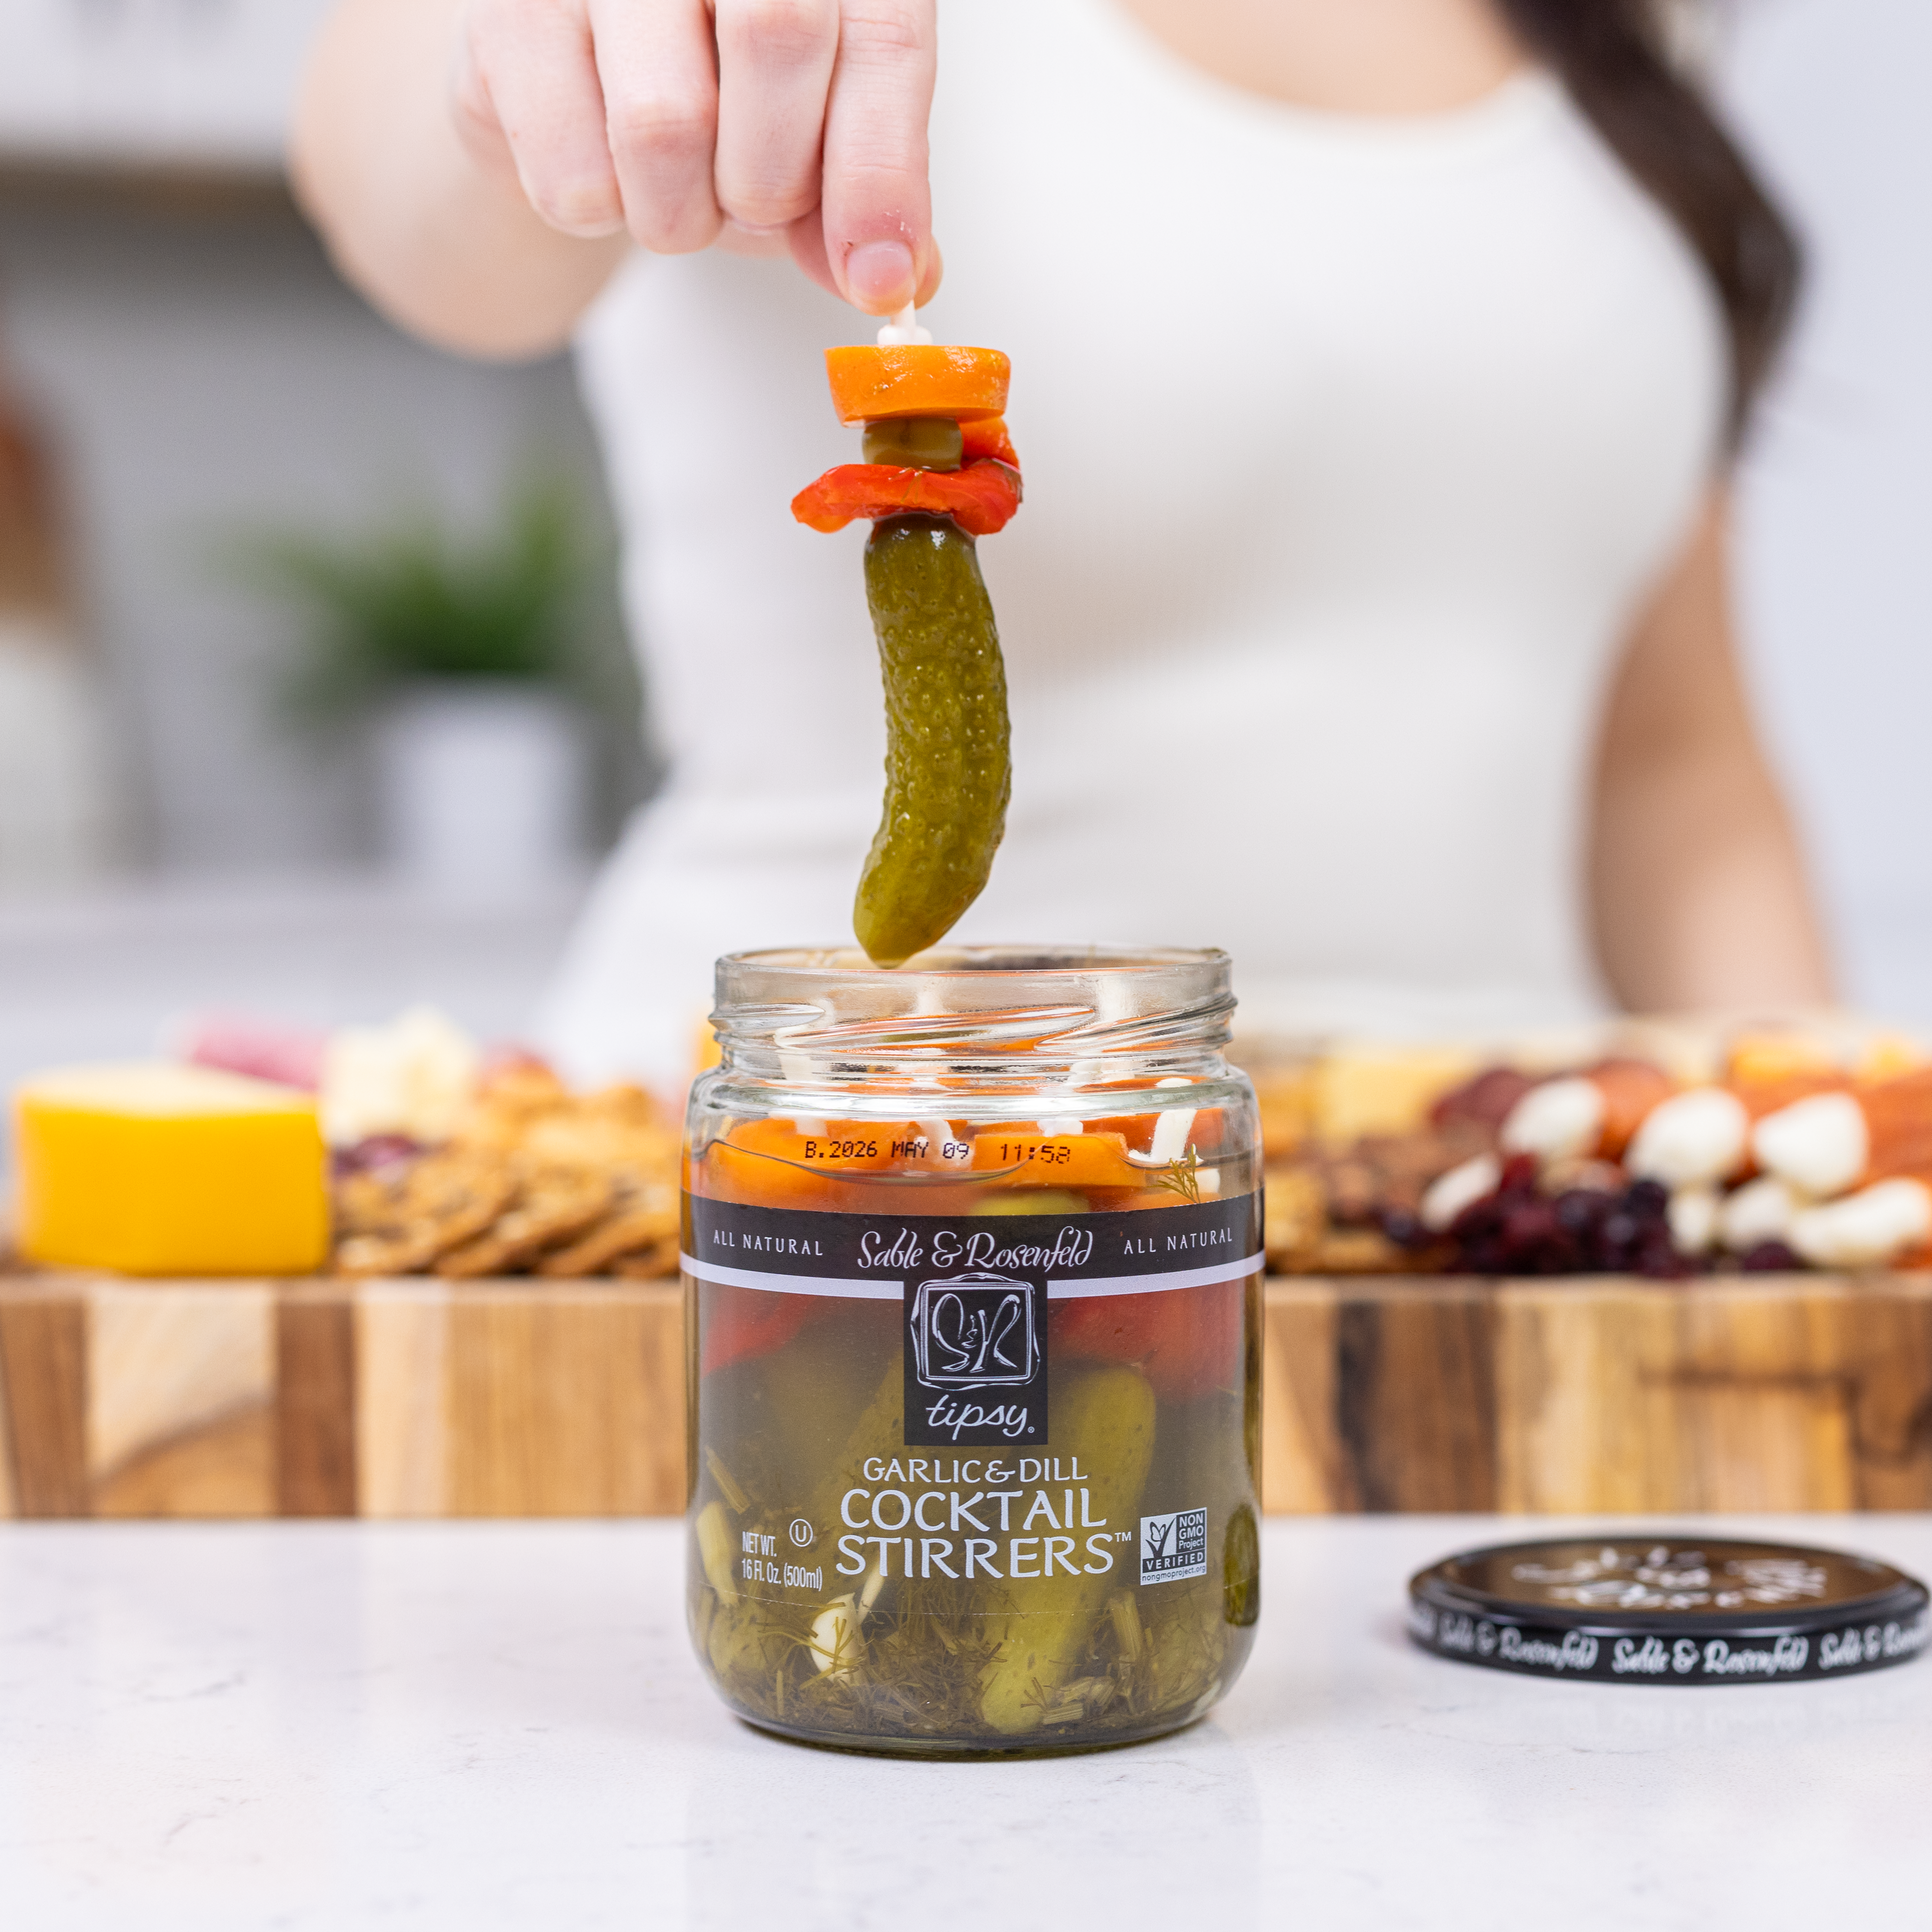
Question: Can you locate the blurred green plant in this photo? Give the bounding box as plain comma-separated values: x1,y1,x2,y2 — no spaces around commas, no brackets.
228,476,608,723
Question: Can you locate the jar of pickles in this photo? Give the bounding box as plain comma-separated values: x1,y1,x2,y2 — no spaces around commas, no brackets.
683,946,1263,1756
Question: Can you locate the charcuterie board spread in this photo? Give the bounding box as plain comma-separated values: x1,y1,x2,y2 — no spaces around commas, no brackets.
7,1009,1932,1519
1250,1016,1932,1278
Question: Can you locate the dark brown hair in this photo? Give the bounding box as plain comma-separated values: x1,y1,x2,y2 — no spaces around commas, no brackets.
1495,0,1799,432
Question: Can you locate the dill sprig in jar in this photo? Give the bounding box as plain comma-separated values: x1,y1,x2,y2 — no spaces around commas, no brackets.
683,946,1263,1756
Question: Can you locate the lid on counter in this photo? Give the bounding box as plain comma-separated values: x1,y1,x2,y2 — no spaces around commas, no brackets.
1408,1536,1929,1686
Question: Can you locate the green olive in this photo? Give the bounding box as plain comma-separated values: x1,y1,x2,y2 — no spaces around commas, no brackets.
861,415,963,471
853,514,1010,968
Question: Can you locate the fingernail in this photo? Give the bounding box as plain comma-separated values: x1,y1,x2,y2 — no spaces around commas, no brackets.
843,239,917,312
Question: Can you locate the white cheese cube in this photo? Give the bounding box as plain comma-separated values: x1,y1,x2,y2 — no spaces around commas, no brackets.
1499,1077,1604,1162
1751,1092,1868,1198
1625,1089,1749,1188
1789,1179,1932,1269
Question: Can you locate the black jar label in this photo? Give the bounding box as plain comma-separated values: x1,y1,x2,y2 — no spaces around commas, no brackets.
683,1193,1263,1447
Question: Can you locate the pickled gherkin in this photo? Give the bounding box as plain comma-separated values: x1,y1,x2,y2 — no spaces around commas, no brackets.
791,340,1019,966
977,1364,1155,1733
853,515,1011,968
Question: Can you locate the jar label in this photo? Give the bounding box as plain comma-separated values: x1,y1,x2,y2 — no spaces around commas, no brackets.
683,1193,1262,1447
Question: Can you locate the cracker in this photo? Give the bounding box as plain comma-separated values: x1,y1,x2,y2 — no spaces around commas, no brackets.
537,1201,679,1278
330,1069,681,1277
333,1162,515,1276
434,1173,613,1279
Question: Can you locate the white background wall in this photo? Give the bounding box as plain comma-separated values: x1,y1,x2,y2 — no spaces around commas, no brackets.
0,192,639,872
0,0,332,168
0,0,648,875
1720,0,1932,1020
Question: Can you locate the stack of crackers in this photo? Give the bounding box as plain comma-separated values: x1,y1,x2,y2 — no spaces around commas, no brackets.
332,1062,681,1280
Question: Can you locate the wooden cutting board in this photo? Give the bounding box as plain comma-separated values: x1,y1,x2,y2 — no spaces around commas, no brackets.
0,1275,685,1520
3,1271,1930,1518
1263,1274,1932,1513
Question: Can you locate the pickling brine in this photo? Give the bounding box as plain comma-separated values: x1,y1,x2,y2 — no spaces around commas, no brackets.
684,947,1263,1757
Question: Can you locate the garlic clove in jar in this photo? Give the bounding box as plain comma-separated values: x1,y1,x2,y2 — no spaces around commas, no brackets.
810,1563,888,1680
695,1500,740,1605
810,1595,864,1680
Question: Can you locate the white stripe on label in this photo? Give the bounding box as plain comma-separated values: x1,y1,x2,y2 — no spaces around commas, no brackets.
680,1254,904,1299
682,1250,1263,1299
1048,1252,1265,1298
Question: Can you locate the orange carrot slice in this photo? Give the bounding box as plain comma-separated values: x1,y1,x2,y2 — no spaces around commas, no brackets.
825,344,1009,425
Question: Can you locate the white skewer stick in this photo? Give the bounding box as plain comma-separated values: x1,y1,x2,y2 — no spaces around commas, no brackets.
876,303,932,346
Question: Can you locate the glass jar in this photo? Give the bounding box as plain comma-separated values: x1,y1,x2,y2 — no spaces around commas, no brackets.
682,946,1263,1757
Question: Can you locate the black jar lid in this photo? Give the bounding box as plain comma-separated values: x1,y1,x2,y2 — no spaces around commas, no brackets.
1408,1535,1930,1685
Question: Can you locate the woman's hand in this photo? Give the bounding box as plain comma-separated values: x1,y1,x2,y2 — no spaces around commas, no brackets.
451,0,939,313
292,0,939,358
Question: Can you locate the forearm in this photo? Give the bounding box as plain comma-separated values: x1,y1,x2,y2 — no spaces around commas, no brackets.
1591,741,1832,1012
290,0,627,359
1588,491,1834,1013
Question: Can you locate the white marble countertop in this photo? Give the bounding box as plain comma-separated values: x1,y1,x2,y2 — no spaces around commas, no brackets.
4,1515,1929,1930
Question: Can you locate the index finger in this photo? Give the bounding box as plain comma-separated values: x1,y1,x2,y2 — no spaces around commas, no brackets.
817,0,938,314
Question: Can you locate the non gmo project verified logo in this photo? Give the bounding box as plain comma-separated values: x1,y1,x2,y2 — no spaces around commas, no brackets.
1140,1507,1208,1585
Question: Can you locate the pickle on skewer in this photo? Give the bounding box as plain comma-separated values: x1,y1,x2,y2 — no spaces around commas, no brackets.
792,338,1021,966
854,514,1011,968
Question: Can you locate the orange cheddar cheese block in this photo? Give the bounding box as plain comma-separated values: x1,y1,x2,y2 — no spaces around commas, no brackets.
14,1062,330,1276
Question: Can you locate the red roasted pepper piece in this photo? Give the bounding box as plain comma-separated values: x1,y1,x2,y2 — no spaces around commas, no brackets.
1053,1279,1244,1401
959,417,1019,468
791,458,1022,537
699,1281,815,1377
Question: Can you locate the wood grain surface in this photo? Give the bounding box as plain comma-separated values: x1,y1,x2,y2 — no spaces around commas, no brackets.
1263,1275,1932,1513
3,1272,1931,1518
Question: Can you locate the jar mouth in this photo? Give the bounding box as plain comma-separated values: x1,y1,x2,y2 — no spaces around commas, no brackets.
721,943,1228,982
711,945,1236,1072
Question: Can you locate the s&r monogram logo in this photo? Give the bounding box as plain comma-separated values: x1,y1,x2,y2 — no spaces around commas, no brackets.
903,1269,1049,1445
909,1273,1037,1388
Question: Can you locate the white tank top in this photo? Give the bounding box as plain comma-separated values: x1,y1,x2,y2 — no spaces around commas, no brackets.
541,0,1726,1086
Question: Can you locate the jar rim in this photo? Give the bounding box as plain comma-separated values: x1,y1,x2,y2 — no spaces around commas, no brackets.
711,945,1236,1069
718,944,1229,985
